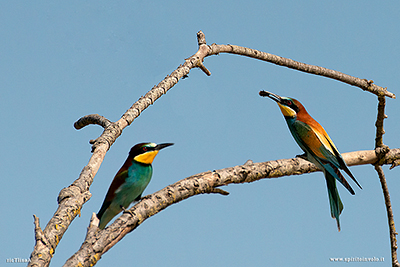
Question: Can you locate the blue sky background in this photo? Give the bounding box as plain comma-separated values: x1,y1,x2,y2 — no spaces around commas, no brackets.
1,1,399,266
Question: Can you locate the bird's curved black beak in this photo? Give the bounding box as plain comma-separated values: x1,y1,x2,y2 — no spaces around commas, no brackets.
259,90,282,103
155,143,174,150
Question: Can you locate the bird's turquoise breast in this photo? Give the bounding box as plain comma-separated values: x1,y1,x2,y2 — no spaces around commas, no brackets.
286,118,310,151
114,161,153,209
286,117,325,167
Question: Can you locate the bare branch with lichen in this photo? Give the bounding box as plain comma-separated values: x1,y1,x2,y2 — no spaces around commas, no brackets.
64,149,400,266
28,30,398,267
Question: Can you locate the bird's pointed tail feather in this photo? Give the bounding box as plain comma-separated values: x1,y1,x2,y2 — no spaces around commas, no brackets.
325,172,343,232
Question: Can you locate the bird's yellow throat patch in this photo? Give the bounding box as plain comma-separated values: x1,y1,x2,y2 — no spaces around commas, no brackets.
134,150,159,164
278,103,296,117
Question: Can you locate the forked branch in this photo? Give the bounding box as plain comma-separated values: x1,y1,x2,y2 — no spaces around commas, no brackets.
198,31,395,99
373,95,399,267
29,30,397,267
65,149,400,266
29,30,223,267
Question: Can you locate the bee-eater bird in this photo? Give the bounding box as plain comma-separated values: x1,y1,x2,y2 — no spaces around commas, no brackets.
259,90,361,231
97,142,173,229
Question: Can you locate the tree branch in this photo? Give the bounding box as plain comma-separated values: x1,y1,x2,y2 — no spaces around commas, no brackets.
64,149,400,266
375,165,400,267
196,30,394,99
373,94,399,266
74,114,112,130
375,96,387,149
29,30,398,267
28,30,218,267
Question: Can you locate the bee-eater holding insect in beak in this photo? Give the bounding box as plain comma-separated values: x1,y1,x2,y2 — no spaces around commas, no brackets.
259,90,361,231
97,142,173,229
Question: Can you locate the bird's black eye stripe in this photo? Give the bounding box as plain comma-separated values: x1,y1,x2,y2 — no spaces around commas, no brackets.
283,99,293,106
142,146,155,152
282,99,299,113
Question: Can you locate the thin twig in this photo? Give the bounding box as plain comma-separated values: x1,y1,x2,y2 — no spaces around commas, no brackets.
373,93,399,266
375,96,387,148
375,165,399,267
74,114,112,130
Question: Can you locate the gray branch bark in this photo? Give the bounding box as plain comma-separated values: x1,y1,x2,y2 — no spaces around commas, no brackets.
28,30,398,267
64,149,400,266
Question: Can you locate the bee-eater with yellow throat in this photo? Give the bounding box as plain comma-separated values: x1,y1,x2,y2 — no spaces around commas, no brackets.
97,142,173,229
260,90,361,231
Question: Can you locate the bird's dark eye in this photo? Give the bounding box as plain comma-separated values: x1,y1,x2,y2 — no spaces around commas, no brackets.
143,147,148,152
284,99,292,106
